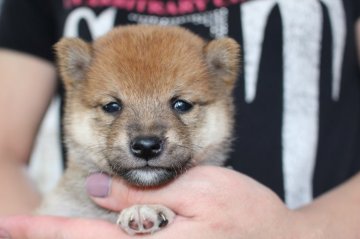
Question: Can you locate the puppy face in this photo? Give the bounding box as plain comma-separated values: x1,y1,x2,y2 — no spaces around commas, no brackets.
56,26,240,186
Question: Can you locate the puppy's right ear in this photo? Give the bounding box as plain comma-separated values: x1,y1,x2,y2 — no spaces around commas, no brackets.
55,38,92,91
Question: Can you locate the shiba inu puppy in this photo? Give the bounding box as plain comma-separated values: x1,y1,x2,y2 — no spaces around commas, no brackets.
38,25,240,235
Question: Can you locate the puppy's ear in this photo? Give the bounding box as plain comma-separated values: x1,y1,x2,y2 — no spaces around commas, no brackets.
204,38,240,91
54,38,92,91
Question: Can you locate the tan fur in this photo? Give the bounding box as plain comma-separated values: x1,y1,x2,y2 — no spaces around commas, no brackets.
39,25,240,234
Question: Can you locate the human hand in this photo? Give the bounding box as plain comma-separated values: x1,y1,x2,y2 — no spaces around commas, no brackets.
87,166,309,238
0,166,310,238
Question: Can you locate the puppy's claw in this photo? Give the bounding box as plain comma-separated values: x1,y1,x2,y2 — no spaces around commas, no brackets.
158,212,169,228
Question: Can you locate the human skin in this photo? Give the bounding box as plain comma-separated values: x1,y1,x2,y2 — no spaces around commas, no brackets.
0,50,57,215
1,166,360,238
0,166,300,239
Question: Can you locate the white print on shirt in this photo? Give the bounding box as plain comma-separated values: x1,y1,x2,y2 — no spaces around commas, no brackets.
63,7,229,39
64,7,116,38
128,8,228,38
321,0,346,101
241,0,346,208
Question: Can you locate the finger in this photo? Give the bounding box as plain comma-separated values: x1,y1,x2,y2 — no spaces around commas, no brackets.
0,215,131,239
88,166,241,215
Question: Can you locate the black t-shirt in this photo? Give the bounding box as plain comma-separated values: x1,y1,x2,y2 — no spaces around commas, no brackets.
0,0,359,209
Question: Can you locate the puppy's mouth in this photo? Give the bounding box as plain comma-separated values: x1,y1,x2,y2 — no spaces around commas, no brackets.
124,167,176,187
107,145,193,187
109,164,182,187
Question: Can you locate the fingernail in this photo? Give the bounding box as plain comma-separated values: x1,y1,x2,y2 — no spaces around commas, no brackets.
86,173,111,198
0,228,10,239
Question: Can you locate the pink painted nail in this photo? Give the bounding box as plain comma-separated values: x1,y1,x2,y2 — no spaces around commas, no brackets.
86,173,111,198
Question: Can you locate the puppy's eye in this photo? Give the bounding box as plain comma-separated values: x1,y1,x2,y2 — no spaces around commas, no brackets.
102,102,122,114
172,99,193,113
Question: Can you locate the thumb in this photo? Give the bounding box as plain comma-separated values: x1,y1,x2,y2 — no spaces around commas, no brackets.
86,166,231,216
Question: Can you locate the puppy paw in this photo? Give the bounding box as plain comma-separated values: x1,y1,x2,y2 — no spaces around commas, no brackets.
117,204,175,235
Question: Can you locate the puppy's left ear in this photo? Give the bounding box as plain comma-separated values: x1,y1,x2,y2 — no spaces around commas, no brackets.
204,38,241,91
55,38,92,91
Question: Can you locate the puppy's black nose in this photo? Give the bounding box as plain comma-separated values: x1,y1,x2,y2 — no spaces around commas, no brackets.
130,136,163,160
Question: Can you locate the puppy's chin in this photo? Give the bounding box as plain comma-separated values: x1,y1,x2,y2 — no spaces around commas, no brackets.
121,167,176,187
